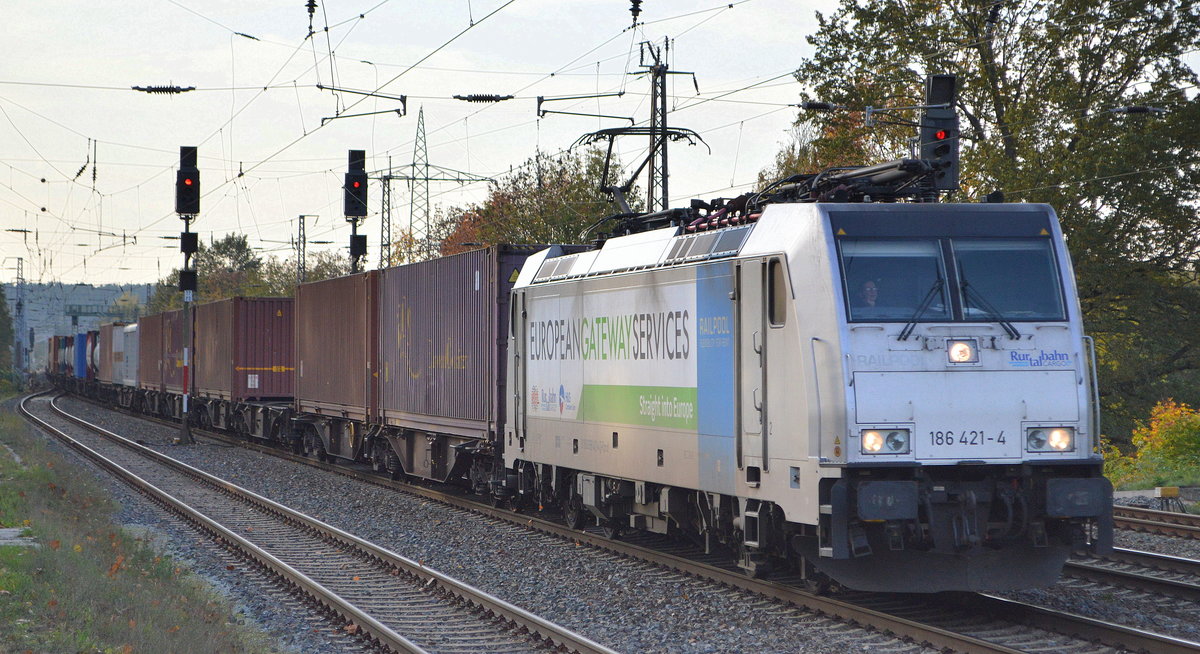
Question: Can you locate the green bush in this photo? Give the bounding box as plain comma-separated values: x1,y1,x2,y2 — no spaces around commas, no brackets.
1107,399,1200,489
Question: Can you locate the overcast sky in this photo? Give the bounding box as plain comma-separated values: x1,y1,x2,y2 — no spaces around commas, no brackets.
1,0,840,285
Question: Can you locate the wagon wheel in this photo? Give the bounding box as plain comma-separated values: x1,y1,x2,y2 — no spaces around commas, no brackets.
304,432,328,462
563,495,586,530
385,451,403,480
231,411,249,437
493,494,523,513
370,443,389,474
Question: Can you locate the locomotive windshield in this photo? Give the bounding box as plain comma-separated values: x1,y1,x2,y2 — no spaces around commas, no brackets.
954,239,1065,321
839,237,1066,322
841,240,949,322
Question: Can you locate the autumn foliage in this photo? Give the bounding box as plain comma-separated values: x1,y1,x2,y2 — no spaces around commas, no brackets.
1105,399,1200,489
1131,400,1200,468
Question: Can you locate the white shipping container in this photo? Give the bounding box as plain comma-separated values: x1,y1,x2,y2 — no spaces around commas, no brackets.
119,324,140,387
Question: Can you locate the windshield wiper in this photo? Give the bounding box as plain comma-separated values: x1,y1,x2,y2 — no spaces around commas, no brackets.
959,267,1021,339
898,278,944,341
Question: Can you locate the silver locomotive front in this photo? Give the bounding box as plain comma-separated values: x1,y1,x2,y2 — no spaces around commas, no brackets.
808,202,1112,591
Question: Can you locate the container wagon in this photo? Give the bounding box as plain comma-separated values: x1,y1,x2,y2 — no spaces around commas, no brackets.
292,270,378,459
194,297,294,439
292,246,570,485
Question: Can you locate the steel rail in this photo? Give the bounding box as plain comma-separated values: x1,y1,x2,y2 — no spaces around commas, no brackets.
971,593,1200,654
24,394,615,654
1102,546,1200,577
54,395,1023,653
1064,553,1200,602
57,393,1200,654
17,393,425,654
1114,505,1200,539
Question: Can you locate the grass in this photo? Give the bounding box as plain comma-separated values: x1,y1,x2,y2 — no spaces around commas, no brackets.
0,405,278,654
1104,448,1200,492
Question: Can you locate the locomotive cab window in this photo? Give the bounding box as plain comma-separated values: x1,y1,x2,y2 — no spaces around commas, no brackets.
839,240,949,322
953,239,1066,321
768,258,788,326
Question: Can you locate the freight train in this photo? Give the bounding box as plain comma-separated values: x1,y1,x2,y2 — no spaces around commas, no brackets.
45,75,1113,593
46,200,1113,593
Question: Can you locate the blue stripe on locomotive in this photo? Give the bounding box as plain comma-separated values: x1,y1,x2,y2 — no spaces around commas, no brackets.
696,261,736,494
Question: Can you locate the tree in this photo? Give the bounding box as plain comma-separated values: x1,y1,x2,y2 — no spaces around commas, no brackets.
789,0,1200,442
260,250,350,296
147,234,269,313
431,147,638,255
0,285,13,386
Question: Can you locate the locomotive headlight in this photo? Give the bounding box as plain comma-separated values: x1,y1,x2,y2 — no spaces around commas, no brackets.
861,429,910,454
862,430,884,452
1026,427,1074,452
947,339,979,363
1047,428,1073,451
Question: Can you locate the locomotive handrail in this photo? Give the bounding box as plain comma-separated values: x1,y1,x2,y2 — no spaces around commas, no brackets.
1083,335,1101,437
810,337,824,448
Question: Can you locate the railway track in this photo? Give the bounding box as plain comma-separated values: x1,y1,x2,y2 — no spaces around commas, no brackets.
1065,548,1200,602
18,393,613,654
50,394,1200,654
1114,505,1200,539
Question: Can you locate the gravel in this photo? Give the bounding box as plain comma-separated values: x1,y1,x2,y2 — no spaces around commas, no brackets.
15,397,373,654
994,494,1200,643
45,395,1200,651
50,396,930,654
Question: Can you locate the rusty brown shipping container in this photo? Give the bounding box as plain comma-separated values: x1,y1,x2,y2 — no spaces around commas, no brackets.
295,271,379,421
378,246,538,439
162,309,186,393
47,337,58,375
138,313,164,391
137,310,184,392
195,297,294,402
97,323,127,384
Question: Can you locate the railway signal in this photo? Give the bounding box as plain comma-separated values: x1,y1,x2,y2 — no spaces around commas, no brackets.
919,74,959,192
345,150,368,272
176,147,200,215
176,145,199,445
344,150,368,217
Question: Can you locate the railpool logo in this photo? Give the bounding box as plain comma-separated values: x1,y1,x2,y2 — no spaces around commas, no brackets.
559,384,565,414
1009,349,1071,367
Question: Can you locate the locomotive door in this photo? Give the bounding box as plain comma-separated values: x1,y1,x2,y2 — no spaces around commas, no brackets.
737,259,769,471
511,289,526,451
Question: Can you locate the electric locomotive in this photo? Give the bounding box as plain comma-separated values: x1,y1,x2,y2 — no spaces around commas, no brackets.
499,75,1112,593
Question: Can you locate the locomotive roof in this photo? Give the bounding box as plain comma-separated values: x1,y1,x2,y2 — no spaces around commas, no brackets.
521,201,1057,287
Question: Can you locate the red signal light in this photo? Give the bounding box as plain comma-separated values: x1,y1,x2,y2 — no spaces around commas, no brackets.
184,177,194,186
934,129,947,140
352,181,361,188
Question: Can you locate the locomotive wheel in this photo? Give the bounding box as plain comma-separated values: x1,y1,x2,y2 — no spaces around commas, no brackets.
563,495,586,530
803,576,832,595
492,494,522,512
601,520,623,540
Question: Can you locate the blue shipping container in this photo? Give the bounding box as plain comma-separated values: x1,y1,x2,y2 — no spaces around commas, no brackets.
74,333,87,379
